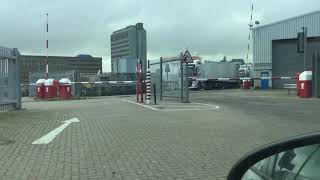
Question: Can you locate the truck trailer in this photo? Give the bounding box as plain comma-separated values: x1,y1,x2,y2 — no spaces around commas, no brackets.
189,60,240,90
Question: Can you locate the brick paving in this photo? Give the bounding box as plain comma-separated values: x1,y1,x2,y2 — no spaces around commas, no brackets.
0,90,320,179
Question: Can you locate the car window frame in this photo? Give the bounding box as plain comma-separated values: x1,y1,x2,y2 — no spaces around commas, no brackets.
268,153,279,178
249,166,273,180
294,145,320,179
247,145,319,180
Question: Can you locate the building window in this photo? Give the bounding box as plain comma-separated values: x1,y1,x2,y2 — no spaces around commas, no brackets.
111,53,130,58
111,40,128,46
111,44,129,50
111,49,130,55
111,32,129,42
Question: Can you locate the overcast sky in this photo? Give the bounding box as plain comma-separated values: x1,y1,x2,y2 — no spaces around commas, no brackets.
0,0,319,72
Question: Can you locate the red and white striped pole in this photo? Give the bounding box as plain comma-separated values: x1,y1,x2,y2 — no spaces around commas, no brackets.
136,61,139,102
140,60,144,103
146,60,151,104
45,13,49,79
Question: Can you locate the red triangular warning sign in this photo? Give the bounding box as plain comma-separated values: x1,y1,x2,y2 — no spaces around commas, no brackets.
180,50,193,63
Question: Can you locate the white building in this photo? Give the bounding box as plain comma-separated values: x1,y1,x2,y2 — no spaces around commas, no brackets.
252,11,320,88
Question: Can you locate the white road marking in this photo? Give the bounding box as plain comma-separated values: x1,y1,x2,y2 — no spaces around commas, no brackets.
122,100,220,111
161,108,219,111
193,102,220,107
159,103,220,111
122,100,159,111
161,105,213,108
32,117,80,145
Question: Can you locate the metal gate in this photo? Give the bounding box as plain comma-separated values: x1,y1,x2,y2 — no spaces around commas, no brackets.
0,47,21,111
150,55,189,103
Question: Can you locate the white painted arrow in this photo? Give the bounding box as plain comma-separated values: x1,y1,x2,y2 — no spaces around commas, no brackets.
32,117,80,145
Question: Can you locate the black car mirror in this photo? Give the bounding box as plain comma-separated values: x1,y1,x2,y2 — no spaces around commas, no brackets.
227,132,320,180
277,149,296,171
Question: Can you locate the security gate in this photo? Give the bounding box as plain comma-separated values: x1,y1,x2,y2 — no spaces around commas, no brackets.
150,55,189,103
0,47,21,111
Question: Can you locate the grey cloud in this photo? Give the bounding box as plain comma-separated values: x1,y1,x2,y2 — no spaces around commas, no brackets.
1,0,319,72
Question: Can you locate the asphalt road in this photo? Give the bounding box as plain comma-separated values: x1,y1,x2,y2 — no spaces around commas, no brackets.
0,89,319,179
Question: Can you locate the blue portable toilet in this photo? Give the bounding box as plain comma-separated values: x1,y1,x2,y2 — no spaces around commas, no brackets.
261,71,269,89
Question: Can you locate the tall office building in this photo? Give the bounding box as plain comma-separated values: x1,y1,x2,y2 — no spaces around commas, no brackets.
111,23,147,74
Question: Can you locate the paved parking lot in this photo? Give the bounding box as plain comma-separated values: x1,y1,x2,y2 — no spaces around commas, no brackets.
1,89,320,179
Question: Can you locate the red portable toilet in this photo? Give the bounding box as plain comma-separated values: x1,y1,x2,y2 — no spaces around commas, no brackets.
35,79,46,99
59,78,72,99
295,72,301,96
44,79,58,99
299,71,312,98
242,80,250,89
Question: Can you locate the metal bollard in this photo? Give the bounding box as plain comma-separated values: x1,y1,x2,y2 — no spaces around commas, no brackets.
153,84,157,105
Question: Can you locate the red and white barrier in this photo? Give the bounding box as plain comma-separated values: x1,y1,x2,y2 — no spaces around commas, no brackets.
190,76,296,81
22,81,136,86
24,77,296,86
109,81,135,84
24,76,296,87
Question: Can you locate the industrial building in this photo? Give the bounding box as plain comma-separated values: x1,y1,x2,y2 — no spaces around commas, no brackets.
252,11,320,88
20,54,102,85
110,23,147,74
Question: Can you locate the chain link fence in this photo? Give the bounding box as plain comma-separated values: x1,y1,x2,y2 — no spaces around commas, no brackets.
27,72,136,97
150,57,189,102
0,47,21,111
80,73,136,96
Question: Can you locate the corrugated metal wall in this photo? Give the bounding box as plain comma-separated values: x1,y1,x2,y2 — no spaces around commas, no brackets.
253,11,320,70
272,39,303,88
272,38,320,88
